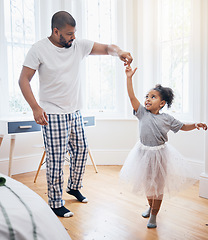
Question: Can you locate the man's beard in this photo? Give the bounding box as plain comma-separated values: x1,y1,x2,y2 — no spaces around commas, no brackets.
59,34,73,48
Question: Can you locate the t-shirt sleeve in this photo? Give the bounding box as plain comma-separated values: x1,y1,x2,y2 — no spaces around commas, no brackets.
23,45,41,70
133,104,146,120
167,114,184,133
78,39,94,59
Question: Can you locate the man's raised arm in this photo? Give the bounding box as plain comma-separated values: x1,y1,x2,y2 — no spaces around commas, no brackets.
90,42,133,66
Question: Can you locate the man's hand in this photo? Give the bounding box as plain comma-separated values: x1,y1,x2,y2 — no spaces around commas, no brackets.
118,50,133,66
33,106,48,125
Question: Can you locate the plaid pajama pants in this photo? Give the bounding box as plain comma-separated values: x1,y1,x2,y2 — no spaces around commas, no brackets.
42,111,88,208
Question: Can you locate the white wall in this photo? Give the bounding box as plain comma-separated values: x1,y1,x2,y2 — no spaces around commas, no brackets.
0,131,44,175
169,130,206,176
85,119,138,165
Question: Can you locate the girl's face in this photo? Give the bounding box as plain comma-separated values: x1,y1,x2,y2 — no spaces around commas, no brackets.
144,90,165,114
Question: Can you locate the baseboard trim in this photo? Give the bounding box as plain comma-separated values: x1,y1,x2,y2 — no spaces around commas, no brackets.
0,150,204,178
0,153,44,176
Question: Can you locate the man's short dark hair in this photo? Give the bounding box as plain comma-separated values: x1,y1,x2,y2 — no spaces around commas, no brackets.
51,11,76,31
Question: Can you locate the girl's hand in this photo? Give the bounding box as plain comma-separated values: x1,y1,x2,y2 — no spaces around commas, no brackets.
125,66,137,78
195,123,207,130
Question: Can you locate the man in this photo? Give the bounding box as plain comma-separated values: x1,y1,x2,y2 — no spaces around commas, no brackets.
19,11,133,217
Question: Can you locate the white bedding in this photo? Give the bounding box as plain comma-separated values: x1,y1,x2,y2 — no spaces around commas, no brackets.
0,174,71,240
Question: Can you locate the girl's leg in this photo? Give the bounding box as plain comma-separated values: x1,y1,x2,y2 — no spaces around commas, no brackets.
142,197,152,218
147,195,163,228
147,155,166,228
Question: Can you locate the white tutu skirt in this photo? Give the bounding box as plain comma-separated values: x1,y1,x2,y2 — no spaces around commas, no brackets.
120,142,197,198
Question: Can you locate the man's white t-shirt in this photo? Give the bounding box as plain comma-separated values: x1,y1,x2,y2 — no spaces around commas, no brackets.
23,38,94,114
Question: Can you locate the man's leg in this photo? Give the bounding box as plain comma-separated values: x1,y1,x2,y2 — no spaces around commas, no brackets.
42,114,73,217
66,111,88,202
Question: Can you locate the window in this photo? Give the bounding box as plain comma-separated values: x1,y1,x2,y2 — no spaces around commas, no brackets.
83,0,123,117
1,0,127,118
158,0,193,116
3,0,39,114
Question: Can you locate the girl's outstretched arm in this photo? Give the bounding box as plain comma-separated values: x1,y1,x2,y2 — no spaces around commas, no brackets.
126,66,140,111
180,123,207,131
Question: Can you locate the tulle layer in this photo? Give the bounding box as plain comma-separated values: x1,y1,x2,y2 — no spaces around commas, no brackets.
120,142,197,198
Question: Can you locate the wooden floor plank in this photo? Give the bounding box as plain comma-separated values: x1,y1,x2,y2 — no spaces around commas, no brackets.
13,166,208,240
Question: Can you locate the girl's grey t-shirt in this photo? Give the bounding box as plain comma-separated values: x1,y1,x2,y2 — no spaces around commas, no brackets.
134,104,184,147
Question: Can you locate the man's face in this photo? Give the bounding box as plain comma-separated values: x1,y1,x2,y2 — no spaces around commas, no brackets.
57,24,76,48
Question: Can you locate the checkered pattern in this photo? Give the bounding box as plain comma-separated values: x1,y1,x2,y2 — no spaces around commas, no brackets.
42,111,88,208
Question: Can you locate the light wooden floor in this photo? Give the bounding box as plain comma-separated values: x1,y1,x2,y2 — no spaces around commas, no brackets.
13,166,208,240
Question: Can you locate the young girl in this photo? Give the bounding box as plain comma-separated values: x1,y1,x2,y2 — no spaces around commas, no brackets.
120,66,207,229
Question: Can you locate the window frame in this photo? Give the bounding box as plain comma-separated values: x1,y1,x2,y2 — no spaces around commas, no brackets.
157,0,201,122
0,0,40,117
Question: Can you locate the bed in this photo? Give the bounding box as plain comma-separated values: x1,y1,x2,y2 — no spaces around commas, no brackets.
0,174,71,240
